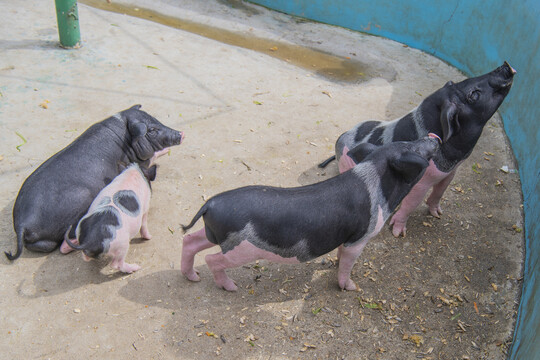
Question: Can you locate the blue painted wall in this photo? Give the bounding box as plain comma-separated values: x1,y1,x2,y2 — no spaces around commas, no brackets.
250,0,540,357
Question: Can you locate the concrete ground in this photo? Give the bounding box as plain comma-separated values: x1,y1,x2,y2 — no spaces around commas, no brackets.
0,0,524,359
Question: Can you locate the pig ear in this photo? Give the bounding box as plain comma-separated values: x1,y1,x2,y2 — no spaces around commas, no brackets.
347,143,378,164
127,120,155,160
142,165,157,182
128,119,147,138
129,104,142,111
440,101,460,142
389,152,429,184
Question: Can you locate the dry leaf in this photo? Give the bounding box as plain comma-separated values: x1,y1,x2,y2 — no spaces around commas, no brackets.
39,100,50,109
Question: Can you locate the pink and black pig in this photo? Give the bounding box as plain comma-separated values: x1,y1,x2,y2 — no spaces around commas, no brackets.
181,135,440,291
319,62,515,237
60,163,156,273
6,105,184,260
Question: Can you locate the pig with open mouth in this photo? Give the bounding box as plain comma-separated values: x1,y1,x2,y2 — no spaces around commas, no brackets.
181,135,440,291
6,105,184,260
319,62,515,237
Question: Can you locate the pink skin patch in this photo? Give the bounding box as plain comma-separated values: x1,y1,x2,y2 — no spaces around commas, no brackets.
205,240,300,291
337,206,385,290
389,159,457,237
338,146,356,173
181,228,216,282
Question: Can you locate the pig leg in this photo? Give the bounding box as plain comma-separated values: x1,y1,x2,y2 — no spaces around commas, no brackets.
181,228,216,282
337,239,370,290
139,212,152,240
389,177,434,237
111,254,141,273
24,239,59,253
60,238,79,254
205,252,242,291
205,243,265,292
426,169,457,218
336,244,344,260
109,236,140,273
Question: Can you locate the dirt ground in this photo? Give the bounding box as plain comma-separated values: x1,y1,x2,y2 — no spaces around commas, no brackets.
0,1,524,359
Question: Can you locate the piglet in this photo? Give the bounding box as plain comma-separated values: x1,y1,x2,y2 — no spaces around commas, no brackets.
319,62,515,237
181,135,440,291
60,163,156,273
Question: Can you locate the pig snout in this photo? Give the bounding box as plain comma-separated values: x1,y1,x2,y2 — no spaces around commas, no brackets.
428,132,442,144
171,130,184,146
503,61,517,76
413,135,440,159
490,62,516,91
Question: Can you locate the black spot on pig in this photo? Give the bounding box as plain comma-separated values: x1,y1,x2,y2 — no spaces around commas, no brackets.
113,190,140,217
77,207,122,259
354,121,379,143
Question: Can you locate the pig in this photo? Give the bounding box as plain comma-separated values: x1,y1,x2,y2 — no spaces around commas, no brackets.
181,135,440,291
60,163,156,273
6,105,184,260
318,62,515,237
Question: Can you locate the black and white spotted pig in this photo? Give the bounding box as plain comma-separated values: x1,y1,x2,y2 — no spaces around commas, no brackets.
319,62,515,237
60,163,156,273
181,135,440,291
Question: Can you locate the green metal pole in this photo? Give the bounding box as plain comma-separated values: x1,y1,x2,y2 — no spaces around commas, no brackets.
54,0,81,48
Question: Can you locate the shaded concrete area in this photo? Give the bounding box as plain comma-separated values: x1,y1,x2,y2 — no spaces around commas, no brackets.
0,0,523,359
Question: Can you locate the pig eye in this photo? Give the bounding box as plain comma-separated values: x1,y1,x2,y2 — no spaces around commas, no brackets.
148,128,157,136
467,90,480,104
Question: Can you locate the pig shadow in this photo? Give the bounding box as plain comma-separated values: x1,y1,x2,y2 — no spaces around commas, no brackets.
118,259,367,359
17,252,125,299
118,260,341,310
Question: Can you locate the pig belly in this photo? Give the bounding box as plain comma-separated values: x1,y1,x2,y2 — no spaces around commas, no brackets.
338,146,356,173
205,240,300,291
221,240,301,265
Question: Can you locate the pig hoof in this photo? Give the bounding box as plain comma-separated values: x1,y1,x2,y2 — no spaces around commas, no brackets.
219,279,238,292
60,243,73,254
183,269,201,282
390,222,407,237
118,263,141,273
60,238,79,254
339,279,358,291
390,216,405,237
428,204,443,218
